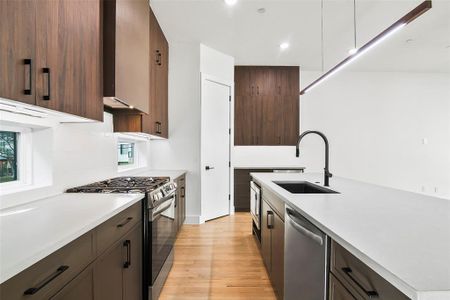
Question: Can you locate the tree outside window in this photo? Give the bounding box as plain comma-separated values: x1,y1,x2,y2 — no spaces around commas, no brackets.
0,131,18,183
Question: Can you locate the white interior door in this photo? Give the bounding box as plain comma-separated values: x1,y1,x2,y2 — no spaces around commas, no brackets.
201,75,231,222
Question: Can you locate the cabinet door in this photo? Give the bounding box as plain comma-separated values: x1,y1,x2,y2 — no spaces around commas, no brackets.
261,95,285,145
329,274,357,300
50,266,94,300
93,241,123,300
234,67,252,96
280,95,299,145
123,225,143,300
148,8,168,138
250,67,275,96
276,66,299,96
261,199,272,273
234,95,253,145
0,0,36,104
35,0,103,121
271,212,285,300
159,32,169,138
180,184,186,226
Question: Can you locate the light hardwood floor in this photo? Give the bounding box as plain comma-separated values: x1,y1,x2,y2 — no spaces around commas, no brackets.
159,213,277,300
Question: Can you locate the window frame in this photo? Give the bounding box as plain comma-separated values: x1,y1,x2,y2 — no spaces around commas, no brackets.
116,134,149,173
117,141,137,168
0,124,32,189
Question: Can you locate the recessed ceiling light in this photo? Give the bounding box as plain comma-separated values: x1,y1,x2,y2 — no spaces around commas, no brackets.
348,48,358,55
257,8,266,14
224,0,237,6
280,43,290,50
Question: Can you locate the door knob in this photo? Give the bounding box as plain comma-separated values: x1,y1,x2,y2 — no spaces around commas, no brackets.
205,166,215,171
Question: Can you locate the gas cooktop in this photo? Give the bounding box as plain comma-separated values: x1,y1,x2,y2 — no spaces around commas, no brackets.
66,176,170,194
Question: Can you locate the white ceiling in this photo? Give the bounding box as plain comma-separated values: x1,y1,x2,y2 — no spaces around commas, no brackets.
151,0,450,72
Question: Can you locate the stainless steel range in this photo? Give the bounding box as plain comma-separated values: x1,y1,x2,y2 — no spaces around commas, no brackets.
67,176,177,300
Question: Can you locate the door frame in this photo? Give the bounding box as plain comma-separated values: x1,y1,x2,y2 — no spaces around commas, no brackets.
200,73,234,224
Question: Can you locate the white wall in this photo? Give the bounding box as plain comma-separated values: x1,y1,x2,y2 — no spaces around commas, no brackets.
300,71,450,199
234,70,450,199
150,43,234,223
150,42,202,223
200,45,234,83
1,112,152,209
200,44,235,221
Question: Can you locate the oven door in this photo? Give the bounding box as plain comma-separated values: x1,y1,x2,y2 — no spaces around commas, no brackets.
250,181,261,229
149,194,176,285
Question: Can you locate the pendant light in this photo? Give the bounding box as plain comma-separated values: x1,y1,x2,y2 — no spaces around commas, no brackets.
300,0,432,95
348,0,358,55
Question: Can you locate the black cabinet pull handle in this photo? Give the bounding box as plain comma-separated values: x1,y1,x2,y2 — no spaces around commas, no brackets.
181,187,185,198
267,211,274,229
117,217,133,228
123,240,131,268
24,265,69,295
158,52,162,66
24,59,32,95
155,121,162,134
341,267,379,298
155,50,160,65
43,68,51,100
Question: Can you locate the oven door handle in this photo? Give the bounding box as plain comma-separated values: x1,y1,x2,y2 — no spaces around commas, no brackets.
151,197,175,220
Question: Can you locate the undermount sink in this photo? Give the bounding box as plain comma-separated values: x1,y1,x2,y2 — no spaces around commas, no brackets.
274,181,339,194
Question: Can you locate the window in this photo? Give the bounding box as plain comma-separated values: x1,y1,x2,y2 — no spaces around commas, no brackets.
0,131,18,183
118,142,135,166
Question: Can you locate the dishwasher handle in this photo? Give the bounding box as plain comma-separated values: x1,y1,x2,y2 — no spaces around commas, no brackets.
286,208,324,245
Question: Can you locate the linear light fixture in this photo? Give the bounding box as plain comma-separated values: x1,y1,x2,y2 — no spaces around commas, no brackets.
300,0,432,95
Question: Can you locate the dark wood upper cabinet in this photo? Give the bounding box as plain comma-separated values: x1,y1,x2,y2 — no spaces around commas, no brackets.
0,0,36,105
103,0,150,114
110,6,169,138
148,9,169,138
0,0,103,121
234,66,299,146
35,0,103,121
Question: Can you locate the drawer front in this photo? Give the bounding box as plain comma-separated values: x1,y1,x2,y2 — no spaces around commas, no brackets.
329,274,357,300
0,232,95,300
96,202,142,255
331,241,410,300
261,187,285,220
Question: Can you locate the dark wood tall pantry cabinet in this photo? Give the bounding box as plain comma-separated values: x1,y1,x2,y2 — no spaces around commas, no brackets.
234,66,299,145
0,0,103,121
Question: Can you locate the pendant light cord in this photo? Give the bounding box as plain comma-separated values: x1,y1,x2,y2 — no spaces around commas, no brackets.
321,0,324,72
353,0,357,49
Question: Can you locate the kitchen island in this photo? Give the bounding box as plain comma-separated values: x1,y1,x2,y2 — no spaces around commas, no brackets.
251,172,450,300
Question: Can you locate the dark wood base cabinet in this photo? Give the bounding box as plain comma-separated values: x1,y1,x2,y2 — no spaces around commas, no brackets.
234,168,304,212
330,241,410,300
0,203,143,300
260,188,285,300
175,174,186,233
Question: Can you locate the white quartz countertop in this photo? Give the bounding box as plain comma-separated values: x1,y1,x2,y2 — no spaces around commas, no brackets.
133,169,187,181
0,193,145,284
251,172,450,300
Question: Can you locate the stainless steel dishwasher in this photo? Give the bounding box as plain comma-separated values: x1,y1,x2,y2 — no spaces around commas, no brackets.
284,206,329,300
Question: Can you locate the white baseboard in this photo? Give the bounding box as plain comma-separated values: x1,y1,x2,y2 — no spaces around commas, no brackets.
185,215,204,224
